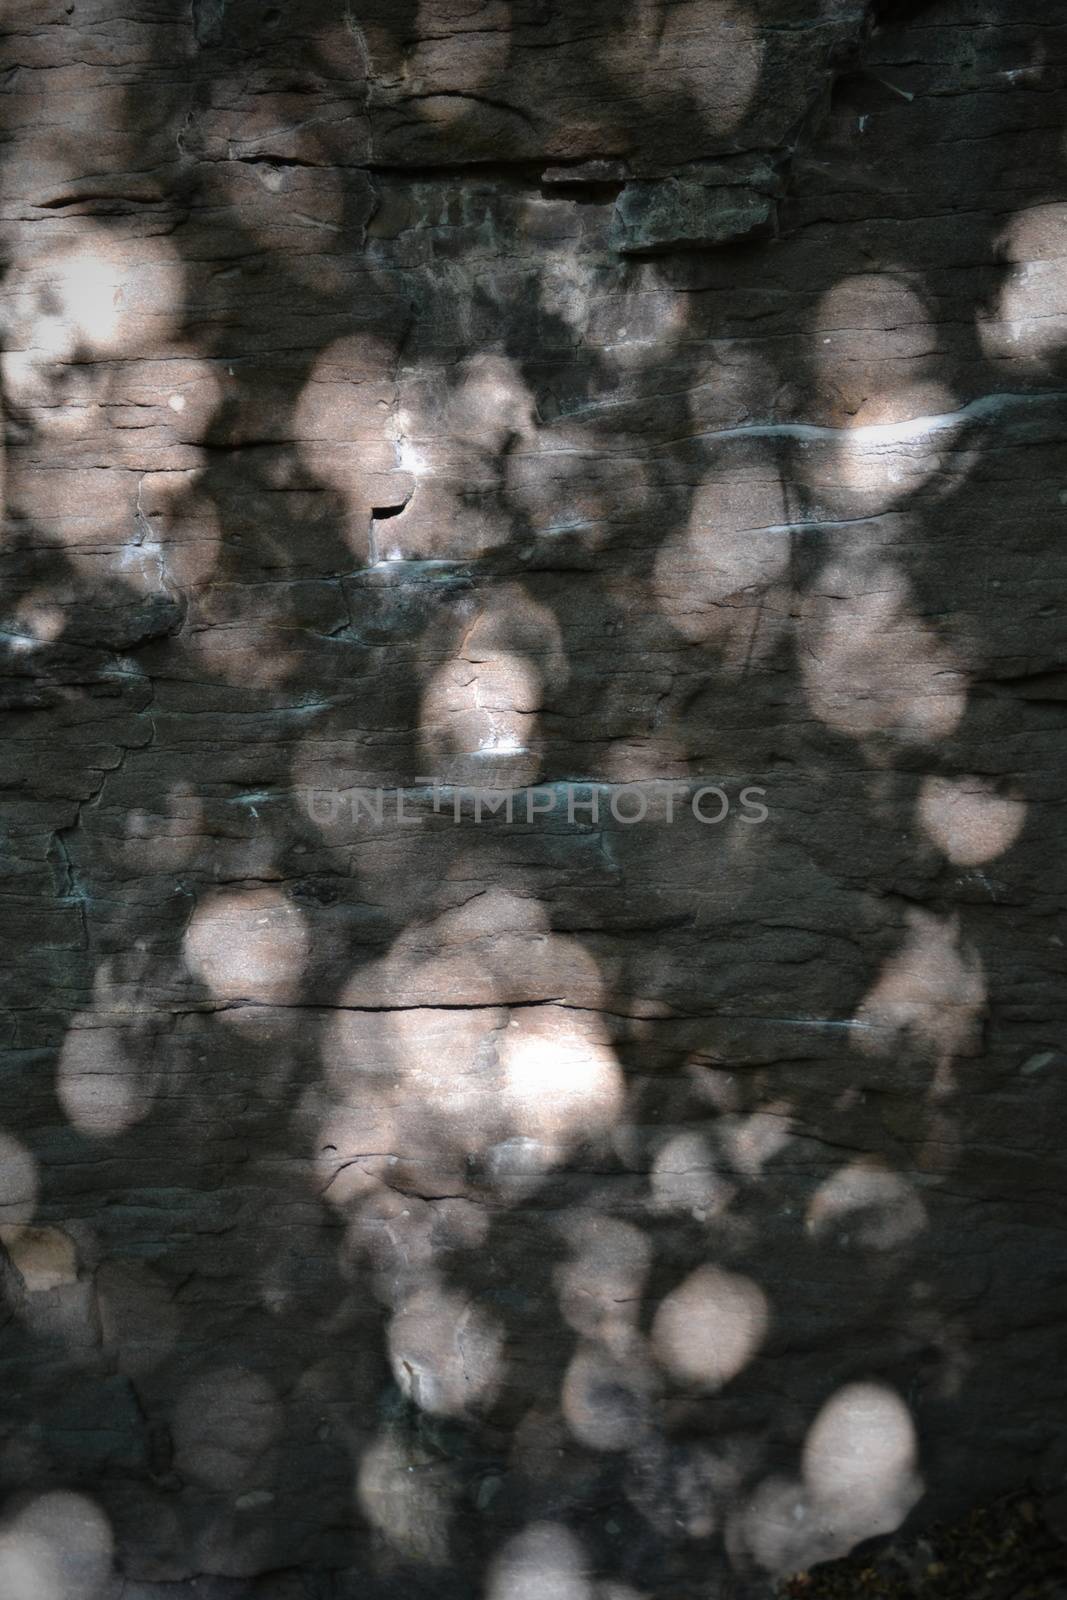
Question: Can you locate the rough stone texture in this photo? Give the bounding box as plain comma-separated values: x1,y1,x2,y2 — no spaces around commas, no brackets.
0,0,1065,1596
611,158,781,253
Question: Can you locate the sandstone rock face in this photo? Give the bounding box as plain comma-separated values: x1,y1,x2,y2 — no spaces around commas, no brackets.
0,0,1065,1594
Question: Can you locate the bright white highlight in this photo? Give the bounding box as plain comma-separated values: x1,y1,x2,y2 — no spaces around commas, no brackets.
803,1383,922,1546
498,1011,624,1164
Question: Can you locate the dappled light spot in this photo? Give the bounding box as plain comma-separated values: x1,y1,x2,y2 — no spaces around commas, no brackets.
498,1010,625,1170
807,1160,926,1250
852,909,986,1067
719,1104,792,1179
451,581,567,686
562,1343,656,1451
649,1132,734,1219
27,251,121,354
396,352,537,470
613,0,763,139
6,226,181,367
420,650,542,786
332,992,502,1081
388,1279,503,1416
418,580,565,780
293,335,408,556
187,623,299,691
341,1182,441,1283
483,1134,562,1186
171,1367,282,1493
487,1522,592,1600
314,1103,399,1211
840,379,960,436
328,886,594,1014
387,354,540,561
56,1022,153,1138
321,1001,512,1210
979,203,1067,368
918,775,1026,866
356,1429,453,1564
0,1133,37,1233
0,1227,77,1293
0,1491,112,1600
651,1265,768,1390
814,275,951,427
811,388,964,510
182,887,309,1008
0,347,100,434
408,5,510,97
9,602,63,646
801,557,968,744
555,1213,650,1349
737,1474,823,1575
814,273,926,338
803,1382,922,1554
443,354,539,454
652,471,792,665
739,1384,921,1573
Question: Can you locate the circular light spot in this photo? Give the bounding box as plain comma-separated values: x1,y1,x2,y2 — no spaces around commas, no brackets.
803,1382,921,1545
652,472,791,663
652,1265,768,1389
649,1132,733,1218
356,1431,453,1563
183,888,309,1007
562,1344,654,1451
388,1282,503,1417
0,1491,112,1600
498,1011,624,1162
56,1025,152,1138
488,1523,591,1600
801,558,967,743
918,775,1025,865
979,203,1067,368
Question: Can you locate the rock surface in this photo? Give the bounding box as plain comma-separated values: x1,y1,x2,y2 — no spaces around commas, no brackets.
0,0,1066,1595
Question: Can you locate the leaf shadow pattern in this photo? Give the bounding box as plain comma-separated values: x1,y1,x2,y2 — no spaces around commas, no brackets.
0,0,1066,1594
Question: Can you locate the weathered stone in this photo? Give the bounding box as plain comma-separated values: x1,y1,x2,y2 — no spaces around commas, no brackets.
0,0,1066,1596
611,177,777,253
